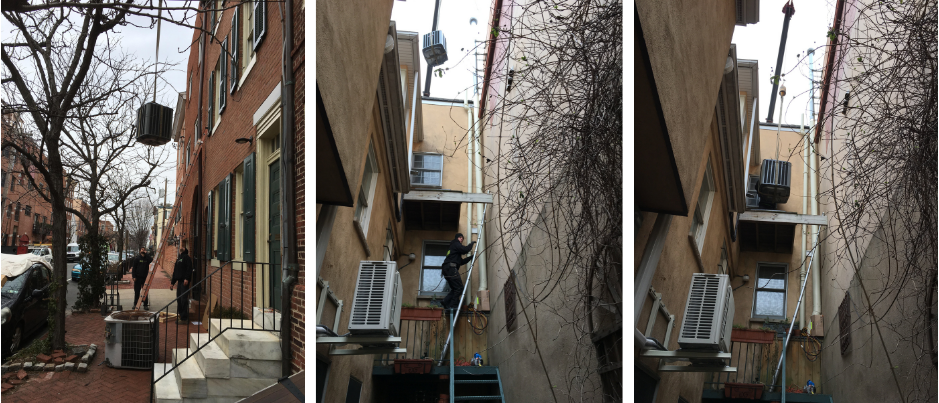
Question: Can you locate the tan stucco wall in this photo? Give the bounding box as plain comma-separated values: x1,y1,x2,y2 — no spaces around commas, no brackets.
316,0,394,198
317,100,405,403
635,0,738,213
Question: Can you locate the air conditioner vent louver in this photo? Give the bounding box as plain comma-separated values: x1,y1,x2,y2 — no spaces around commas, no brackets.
104,312,155,369
349,261,402,337
735,0,760,26
422,30,448,66
136,102,174,146
759,159,792,204
678,274,734,352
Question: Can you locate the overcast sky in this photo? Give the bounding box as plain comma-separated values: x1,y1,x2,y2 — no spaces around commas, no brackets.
732,0,836,127
391,0,491,100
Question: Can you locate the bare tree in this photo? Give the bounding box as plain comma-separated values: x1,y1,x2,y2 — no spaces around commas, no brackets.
1,3,173,349
125,197,154,253
462,1,623,401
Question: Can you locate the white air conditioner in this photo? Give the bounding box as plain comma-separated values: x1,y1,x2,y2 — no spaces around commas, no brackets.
678,274,734,352
735,0,760,26
104,311,155,369
348,261,402,337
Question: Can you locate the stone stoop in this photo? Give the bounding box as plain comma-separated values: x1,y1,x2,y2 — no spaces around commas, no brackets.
153,319,283,402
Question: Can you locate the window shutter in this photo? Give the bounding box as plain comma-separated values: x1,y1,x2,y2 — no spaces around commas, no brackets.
230,8,239,93
217,175,231,261
208,71,215,132
242,153,256,262
219,41,227,113
206,190,213,260
254,0,266,50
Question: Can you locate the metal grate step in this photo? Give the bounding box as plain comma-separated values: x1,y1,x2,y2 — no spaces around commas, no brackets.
454,379,499,384
455,397,503,401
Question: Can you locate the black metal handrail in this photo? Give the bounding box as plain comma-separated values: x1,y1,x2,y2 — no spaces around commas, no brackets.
149,260,281,402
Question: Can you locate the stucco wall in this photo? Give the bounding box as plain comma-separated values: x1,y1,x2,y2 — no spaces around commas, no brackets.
316,0,395,198
635,0,737,213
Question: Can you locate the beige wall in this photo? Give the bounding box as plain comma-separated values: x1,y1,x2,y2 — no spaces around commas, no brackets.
635,0,738,212
316,0,395,198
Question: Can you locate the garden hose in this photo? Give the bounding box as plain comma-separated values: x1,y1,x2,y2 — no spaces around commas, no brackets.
465,307,488,335
800,328,821,361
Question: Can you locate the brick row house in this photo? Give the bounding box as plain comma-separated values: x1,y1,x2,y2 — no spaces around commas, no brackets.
151,0,305,400
1,112,56,250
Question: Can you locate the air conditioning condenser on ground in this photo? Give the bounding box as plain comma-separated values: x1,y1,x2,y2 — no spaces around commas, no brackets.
104,311,155,369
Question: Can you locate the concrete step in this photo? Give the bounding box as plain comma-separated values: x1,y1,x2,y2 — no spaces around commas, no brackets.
209,319,281,361
154,363,183,403
231,357,282,379
206,377,279,397
172,349,208,398
189,334,230,379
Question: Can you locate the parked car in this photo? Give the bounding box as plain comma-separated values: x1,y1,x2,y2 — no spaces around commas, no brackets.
66,243,81,262
1,254,52,358
29,247,52,264
72,249,119,282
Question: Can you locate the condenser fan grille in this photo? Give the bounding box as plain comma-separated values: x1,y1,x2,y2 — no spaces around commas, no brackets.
350,262,390,326
681,275,721,340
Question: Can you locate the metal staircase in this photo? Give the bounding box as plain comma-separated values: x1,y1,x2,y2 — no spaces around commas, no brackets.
452,366,505,402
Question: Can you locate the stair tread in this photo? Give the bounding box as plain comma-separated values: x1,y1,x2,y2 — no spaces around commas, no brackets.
154,363,182,402
190,334,229,360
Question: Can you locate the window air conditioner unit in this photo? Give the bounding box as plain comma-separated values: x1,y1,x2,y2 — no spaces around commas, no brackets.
422,30,448,67
735,0,760,26
104,311,155,369
348,261,402,337
758,159,791,204
678,274,734,353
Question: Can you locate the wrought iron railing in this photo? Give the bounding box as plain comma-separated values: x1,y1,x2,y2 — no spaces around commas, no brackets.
149,260,281,402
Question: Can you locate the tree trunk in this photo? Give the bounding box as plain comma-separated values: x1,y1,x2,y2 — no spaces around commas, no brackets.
50,181,68,350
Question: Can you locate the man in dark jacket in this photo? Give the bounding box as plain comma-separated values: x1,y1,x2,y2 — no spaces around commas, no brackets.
169,247,193,323
441,233,476,310
132,247,153,310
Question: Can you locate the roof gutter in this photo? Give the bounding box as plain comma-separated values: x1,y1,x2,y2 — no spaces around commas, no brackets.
813,0,846,144
477,0,504,119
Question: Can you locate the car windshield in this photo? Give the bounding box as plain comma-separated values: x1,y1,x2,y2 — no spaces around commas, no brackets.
67,245,79,253
31,249,42,256
108,253,119,263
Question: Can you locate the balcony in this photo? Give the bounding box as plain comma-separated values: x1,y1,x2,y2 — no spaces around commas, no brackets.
372,310,490,373
702,329,831,402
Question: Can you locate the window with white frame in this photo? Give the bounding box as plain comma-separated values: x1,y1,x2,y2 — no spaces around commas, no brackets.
689,159,715,252
420,241,449,295
411,153,443,187
354,144,379,237
752,263,787,320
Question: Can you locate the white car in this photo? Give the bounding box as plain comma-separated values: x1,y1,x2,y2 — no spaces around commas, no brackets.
66,243,81,262
29,247,52,264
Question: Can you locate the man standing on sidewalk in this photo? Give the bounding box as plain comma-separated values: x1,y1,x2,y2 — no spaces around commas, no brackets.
169,247,193,323
132,247,153,310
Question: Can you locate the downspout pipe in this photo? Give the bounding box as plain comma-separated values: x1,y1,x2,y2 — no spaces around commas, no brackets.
279,0,299,377
810,134,820,315
765,1,796,123
473,93,487,291
800,115,807,329
465,92,473,256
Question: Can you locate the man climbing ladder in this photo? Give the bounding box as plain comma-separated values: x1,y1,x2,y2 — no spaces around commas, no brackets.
441,233,475,311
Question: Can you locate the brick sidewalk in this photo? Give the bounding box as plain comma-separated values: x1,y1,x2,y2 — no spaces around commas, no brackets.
3,312,208,402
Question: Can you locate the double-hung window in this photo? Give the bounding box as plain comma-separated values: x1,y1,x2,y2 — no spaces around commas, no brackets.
354,144,379,238
419,241,450,295
411,153,443,187
689,159,715,252
752,263,788,320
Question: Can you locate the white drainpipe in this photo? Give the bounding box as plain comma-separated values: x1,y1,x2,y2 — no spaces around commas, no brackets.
465,92,474,241
472,93,488,291
810,133,821,315
800,115,808,329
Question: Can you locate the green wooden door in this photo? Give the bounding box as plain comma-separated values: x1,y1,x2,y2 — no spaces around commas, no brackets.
269,161,282,310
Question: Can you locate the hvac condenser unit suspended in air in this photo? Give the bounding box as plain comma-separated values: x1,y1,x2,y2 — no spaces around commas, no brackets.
678,274,734,353
758,159,792,204
135,102,174,146
348,261,403,337
422,31,448,66
104,311,155,369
